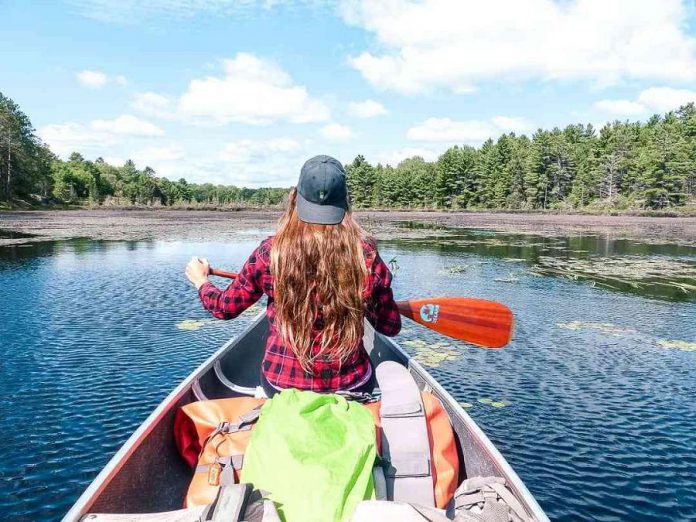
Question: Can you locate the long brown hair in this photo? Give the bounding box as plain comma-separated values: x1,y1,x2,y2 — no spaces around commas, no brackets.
270,188,368,372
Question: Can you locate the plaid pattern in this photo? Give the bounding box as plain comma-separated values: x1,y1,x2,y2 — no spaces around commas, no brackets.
198,237,401,392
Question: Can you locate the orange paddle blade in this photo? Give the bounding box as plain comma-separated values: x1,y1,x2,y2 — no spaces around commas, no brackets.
396,297,514,348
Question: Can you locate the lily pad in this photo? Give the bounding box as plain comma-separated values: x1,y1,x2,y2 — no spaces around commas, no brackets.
408,339,460,368
490,401,510,408
446,264,469,274
478,398,493,405
657,340,696,351
556,321,636,336
459,402,473,409
176,319,207,331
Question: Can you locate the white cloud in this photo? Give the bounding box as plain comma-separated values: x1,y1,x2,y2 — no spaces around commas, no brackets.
76,69,127,89
131,92,174,118
219,138,301,163
67,0,319,25
490,116,532,134
594,86,696,117
91,115,164,136
39,115,164,158
594,99,647,116
340,0,696,94
320,123,353,141
218,137,306,186
102,156,127,166
407,116,532,144
38,122,116,156
128,145,188,178
376,147,440,166
177,53,330,125
76,70,108,89
637,87,696,113
132,145,184,164
348,99,387,118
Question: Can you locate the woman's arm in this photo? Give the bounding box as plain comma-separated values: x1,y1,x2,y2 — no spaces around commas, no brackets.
365,253,401,336
186,246,265,320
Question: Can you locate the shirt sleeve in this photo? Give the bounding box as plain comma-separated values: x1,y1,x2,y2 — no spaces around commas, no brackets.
365,253,401,336
197,244,265,320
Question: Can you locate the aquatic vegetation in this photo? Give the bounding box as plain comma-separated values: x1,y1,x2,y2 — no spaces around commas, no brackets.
459,402,473,409
530,256,696,300
403,339,460,368
446,264,469,274
494,272,520,283
388,256,400,274
176,316,247,330
657,340,696,352
557,322,695,352
477,398,510,408
557,321,636,336
176,319,208,331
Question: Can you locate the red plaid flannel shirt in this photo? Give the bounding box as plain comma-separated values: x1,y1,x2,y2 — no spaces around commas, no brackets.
198,237,401,392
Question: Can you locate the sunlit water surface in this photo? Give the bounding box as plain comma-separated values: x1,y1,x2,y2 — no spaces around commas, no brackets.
1,230,695,522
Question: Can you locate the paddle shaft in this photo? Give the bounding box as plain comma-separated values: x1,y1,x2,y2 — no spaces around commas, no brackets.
208,267,513,348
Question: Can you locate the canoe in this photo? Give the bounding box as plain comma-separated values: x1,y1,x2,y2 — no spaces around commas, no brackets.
63,313,549,521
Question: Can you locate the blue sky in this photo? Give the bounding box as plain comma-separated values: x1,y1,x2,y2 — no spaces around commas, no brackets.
2,0,696,187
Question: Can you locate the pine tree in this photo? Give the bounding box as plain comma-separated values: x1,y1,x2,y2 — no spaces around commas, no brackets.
345,155,376,208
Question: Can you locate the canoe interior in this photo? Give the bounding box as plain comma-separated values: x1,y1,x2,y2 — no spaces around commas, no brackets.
64,315,548,521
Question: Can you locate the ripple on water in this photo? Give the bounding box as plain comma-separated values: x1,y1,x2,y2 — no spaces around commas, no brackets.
1,238,695,521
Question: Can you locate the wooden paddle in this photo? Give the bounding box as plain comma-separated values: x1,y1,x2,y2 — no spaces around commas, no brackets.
209,268,514,348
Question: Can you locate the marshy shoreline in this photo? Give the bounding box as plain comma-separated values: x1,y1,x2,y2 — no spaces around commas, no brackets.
1,208,695,247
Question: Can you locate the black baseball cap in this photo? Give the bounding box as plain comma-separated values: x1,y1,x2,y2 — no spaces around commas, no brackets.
296,155,348,225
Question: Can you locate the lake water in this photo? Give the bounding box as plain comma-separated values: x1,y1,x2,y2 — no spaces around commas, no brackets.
1,228,695,521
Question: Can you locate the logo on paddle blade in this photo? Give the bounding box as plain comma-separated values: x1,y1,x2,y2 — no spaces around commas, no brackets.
419,303,440,323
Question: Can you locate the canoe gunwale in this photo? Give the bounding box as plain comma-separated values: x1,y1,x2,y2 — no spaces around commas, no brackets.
379,333,549,521
63,312,548,521
61,313,268,522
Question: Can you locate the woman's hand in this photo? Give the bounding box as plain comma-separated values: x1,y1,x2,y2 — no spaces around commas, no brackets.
185,257,210,289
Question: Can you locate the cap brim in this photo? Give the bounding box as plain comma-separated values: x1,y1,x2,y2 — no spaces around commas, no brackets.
296,191,346,225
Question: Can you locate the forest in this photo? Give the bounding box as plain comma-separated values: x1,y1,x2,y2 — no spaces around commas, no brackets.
1,91,695,212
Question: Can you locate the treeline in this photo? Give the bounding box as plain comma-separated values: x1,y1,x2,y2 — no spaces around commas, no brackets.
0,92,289,207
50,154,289,207
2,90,696,211
346,107,696,211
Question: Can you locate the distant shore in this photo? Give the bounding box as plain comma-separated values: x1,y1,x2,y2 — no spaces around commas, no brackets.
1,208,695,247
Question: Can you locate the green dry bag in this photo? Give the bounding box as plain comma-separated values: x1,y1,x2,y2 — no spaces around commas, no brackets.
240,389,376,522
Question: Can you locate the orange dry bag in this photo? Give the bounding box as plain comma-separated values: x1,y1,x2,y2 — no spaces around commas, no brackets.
174,397,265,507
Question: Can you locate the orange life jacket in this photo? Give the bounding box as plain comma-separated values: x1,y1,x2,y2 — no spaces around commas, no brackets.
174,393,459,509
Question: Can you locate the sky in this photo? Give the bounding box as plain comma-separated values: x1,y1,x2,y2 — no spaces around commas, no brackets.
2,0,696,187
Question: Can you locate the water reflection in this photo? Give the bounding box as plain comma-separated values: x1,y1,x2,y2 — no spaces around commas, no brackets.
388,225,696,301
0,229,36,239
0,239,156,267
0,233,695,522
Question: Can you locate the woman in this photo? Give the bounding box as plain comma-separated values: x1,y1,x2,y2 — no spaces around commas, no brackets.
185,155,400,397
